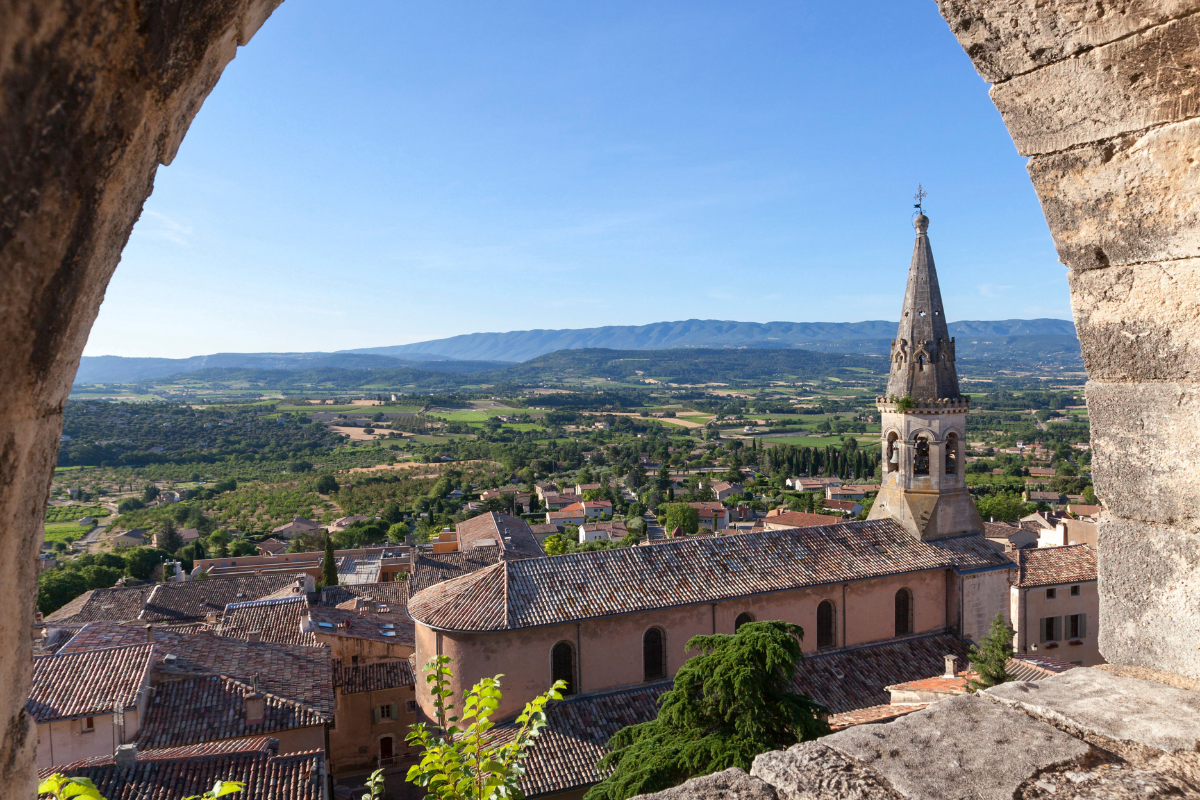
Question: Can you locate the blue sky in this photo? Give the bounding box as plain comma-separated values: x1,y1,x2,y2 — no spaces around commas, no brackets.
85,0,1070,358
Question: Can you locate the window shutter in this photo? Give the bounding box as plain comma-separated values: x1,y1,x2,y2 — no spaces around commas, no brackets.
391,703,399,721
373,706,381,724
1079,613,1086,639
1054,616,1062,641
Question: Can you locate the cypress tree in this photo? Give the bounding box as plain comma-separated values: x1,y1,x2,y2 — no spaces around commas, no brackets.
321,534,338,588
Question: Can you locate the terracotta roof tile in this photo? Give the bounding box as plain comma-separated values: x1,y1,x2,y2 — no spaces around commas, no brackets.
408,547,504,594
45,586,151,624
58,623,334,719
309,605,415,648
456,512,544,558
828,703,928,731
1015,545,1098,587
140,573,310,623
409,522,1013,632
214,596,316,646
318,581,409,612
28,644,155,722
1006,653,1079,681
763,511,840,528
39,737,325,800
137,674,327,749
333,658,416,694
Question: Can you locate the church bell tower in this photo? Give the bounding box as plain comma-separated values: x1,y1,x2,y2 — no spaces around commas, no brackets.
868,209,982,540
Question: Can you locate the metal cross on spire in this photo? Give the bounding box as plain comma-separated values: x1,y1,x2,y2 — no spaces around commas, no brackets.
913,184,927,213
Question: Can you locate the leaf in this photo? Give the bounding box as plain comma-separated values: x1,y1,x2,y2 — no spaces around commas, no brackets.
209,780,246,798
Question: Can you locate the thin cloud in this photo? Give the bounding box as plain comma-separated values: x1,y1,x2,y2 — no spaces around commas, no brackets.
142,211,194,245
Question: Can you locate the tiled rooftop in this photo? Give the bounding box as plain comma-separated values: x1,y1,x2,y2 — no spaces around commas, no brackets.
1006,653,1079,681
828,703,928,731
28,644,155,722
216,596,316,647
1015,544,1098,587
336,553,384,585
456,512,546,559
333,658,416,694
58,623,334,719
141,573,310,622
38,736,325,800
309,605,415,648
318,581,409,613
45,586,151,624
790,632,974,714
764,511,842,528
409,521,1013,632
137,674,328,749
408,546,504,594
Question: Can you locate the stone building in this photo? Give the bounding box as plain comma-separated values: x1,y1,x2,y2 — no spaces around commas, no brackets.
869,213,983,541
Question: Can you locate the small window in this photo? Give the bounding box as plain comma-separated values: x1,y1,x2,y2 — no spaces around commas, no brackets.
1068,613,1087,639
643,628,665,681
1046,587,1057,600
82,717,95,733
1040,616,1062,643
379,704,393,720
817,600,836,649
734,612,755,631
405,700,418,714
551,641,576,696
894,588,913,636
1070,585,1080,597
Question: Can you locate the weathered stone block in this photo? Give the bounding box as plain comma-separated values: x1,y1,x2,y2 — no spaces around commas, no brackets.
1087,382,1200,522
1097,517,1200,680
630,767,778,800
750,742,902,800
985,667,1200,752
1070,260,1200,380
1031,118,1200,270
992,14,1200,155
939,0,1200,84
816,695,1089,800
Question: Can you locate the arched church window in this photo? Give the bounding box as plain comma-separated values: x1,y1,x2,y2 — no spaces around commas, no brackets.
918,355,925,370
551,641,576,695
643,628,665,681
945,433,958,476
735,612,755,631
913,437,930,475
817,601,836,649
895,588,913,636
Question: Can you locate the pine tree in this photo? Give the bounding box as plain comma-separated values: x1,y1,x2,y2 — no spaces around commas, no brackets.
320,534,338,588
967,614,1015,692
157,518,182,554
586,621,829,800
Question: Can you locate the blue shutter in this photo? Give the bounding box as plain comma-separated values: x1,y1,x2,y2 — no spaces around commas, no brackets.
372,706,381,724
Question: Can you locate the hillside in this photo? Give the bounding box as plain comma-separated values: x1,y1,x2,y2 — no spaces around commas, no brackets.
345,318,1077,362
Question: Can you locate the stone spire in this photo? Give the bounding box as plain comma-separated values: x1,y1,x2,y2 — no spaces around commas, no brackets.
885,213,961,401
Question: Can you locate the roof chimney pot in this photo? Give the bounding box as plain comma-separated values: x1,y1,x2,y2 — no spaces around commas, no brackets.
944,655,958,679
114,744,137,765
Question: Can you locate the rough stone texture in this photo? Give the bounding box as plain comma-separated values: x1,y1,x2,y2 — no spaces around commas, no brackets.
986,668,1200,753
1015,761,1200,798
938,0,1200,83
816,695,1090,800
1032,119,1200,272
991,14,1200,156
1086,382,1200,523
0,1,281,795
630,768,779,800
1096,518,1200,681
750,742,904,800
1070,260,1200,381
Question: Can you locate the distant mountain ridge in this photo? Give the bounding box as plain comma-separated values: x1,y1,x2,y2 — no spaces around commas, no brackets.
76,318,1077,384
345,318,1077,363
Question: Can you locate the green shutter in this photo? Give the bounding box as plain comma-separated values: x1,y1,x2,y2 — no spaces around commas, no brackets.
391,703,399,721
1079,613,1087,639
372,706,381,724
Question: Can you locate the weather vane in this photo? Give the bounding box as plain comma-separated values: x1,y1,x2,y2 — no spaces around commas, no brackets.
913,184,927,214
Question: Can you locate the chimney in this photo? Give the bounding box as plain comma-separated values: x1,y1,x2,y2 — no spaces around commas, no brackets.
145,625,153,643
1004,541,1016,553
944,655,958,679
245,675,265,724
246,630,262,643
114,744,137,765
299,612,314,633
205,612,218,624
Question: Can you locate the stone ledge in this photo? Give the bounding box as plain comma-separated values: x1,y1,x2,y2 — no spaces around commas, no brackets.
751,742,903,800
985,668,1200,753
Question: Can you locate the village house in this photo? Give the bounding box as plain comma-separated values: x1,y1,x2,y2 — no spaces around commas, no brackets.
527,522,562,544
546,505,587,528
109,529,148,548
580,500,612,520
1010,545,1101,667
761,511,841,531
255,537,290,556
824,498,863,517
578,521,628,544
452,512,545,559
826,486,866,501
270,517,323,539
689,501,729,530
329,658,418,773
709,481,743,501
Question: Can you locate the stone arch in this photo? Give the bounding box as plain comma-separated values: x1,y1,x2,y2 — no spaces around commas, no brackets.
643,626,666,681
885,430,901,473
551,640,576,695
734,612,756,630
894,587,914,636
3,0,1200,789
816,600,836,649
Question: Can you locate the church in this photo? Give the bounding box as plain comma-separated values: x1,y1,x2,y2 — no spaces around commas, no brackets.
406,212,1016,797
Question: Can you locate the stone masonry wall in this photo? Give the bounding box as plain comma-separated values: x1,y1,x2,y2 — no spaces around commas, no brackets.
939,0,1200,682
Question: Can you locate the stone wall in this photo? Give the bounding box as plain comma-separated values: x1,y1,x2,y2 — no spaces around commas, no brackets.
939,0,1200,682
0,2,282,794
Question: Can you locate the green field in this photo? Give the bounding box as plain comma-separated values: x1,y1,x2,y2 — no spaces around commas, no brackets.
278,403,424,413
764,434,880,448
43,521,92,543
44,505,109,523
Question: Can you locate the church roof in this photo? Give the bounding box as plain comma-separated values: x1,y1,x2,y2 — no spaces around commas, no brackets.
407,520,1013,632
886,213,962,401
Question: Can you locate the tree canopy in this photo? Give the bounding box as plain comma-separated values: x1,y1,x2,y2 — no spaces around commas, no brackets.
585,621,829,800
